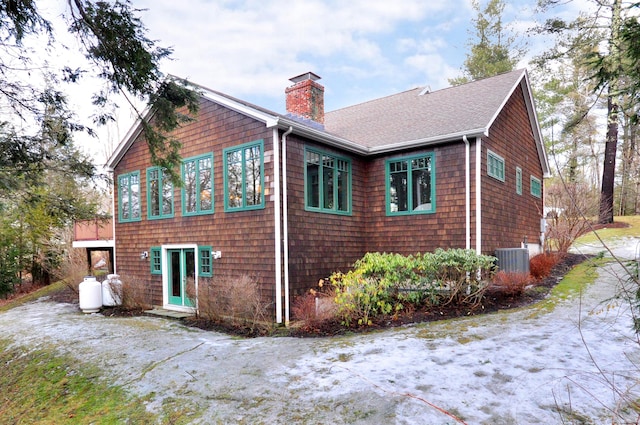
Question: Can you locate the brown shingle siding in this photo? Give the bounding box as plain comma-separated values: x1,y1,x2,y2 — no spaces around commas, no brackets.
114,100,276,309
480,85,544,254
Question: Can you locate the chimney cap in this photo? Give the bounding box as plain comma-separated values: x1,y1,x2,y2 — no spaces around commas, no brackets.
289,72,321,84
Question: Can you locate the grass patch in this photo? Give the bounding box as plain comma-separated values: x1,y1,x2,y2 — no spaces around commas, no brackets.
0,280,68,313
575,215,640,245
0,338,158,424
531,257,609,316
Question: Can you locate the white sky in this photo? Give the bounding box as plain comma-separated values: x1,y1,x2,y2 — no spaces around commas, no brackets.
32,0,593,164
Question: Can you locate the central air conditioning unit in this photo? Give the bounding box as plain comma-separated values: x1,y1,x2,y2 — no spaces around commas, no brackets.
494,248,530,274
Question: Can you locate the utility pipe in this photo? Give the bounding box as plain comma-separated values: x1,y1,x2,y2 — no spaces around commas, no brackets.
463,135,471,251
272,128,283,323
475,137,482,254
281,126,293,325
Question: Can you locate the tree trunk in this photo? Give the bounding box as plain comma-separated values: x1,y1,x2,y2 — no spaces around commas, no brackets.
598,0,622,225
599,95,619,224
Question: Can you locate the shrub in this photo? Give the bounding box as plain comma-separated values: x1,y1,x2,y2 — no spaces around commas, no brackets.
329,249,497,326
120,279,153,311
291,281,337,327
331,271,401,326
416,249,496,307
530,252,562,280
195,274,272,334
59,248,91,295
489,271,532,297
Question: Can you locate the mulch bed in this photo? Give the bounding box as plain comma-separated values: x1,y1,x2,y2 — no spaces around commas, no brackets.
288,252,592,337
7,253,592,338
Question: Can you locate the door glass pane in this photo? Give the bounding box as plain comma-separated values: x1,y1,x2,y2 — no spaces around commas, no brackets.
185,250,195,304
170,251,181,297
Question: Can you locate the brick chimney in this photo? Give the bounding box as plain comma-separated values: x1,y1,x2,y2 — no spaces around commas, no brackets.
285,72,324,124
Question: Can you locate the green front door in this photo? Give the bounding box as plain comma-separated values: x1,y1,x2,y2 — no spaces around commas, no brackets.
167,248,195,307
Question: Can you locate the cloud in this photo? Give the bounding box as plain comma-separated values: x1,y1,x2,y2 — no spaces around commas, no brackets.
137,0,460,102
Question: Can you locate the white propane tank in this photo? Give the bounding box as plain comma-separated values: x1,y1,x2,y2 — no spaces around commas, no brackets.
79,276,102,313
102,274,123,307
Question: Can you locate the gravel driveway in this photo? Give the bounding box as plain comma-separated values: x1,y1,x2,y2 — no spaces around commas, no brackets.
1,240,639,424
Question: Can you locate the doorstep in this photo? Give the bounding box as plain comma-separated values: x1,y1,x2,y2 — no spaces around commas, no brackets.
144,307,194,320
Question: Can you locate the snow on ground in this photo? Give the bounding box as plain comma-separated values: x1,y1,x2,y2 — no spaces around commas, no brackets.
1,240,640,424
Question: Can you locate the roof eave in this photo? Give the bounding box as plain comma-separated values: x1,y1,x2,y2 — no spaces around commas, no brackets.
274,118,370,155
105,107,152,171
369,128,489,155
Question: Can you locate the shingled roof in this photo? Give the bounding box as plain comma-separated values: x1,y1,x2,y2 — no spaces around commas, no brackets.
108,69,549,177
324,69,533,150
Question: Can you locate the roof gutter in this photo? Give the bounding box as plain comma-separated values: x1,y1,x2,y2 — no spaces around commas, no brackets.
268,117,369,155
368,128,488,155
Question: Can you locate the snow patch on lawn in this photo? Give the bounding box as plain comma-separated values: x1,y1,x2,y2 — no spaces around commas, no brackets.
0,261,638,424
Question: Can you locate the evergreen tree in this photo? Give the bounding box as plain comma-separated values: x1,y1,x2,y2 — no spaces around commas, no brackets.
538,0,634,224
449,0,523,85
0,0,199,186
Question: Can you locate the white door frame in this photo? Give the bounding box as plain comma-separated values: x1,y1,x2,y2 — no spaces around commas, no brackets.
161,244,198,313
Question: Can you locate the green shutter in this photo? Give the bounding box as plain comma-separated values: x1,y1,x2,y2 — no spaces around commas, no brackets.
198,246,213,277
150,247,162,274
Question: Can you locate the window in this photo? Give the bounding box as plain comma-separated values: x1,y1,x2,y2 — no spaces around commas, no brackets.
198,246,213,277
150,247,162,274
182,153,213,215
530,176,542,198
118,171,141,222
147,167,174,219
487,150,505,181
386,153,435,215
305,147,351,214
516,167,522,195
223,140,264,211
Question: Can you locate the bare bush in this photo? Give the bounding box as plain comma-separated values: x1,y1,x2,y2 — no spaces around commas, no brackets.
545,181,599,252
59,247,91,295
488,271,532,296
120,279,153,311
291,280,338,327
196,274,272,333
